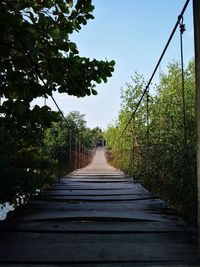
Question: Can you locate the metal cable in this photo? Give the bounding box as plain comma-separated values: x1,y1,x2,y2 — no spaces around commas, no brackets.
50,95,71,128
116,0,190,143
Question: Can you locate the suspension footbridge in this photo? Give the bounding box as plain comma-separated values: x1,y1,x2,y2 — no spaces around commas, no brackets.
0,0,200,265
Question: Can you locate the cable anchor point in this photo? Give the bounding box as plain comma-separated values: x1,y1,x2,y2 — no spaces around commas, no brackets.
178,16,186,34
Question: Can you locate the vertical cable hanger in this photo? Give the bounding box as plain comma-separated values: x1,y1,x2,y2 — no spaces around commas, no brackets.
69,131,72,171
179,15,187,154
131,115,135,180
146,87,150,143
44,96,46,106
146,87,151,190
74,137,77,170
40,96,46,183
58,121,62,182
158,64,162,143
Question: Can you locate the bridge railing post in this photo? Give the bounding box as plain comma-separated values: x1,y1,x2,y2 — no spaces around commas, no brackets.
193,0,200,254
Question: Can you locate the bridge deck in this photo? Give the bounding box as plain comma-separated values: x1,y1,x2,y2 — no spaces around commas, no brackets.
0,147,198,266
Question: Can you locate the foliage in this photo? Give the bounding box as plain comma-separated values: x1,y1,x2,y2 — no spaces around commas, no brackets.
44,111,100,178
0,0,115,98
104,59,197,223
0,0,115,202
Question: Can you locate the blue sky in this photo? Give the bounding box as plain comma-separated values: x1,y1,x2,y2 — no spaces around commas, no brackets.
39,0,194,130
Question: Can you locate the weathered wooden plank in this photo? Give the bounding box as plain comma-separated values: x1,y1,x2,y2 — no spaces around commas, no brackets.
6,210,171,222
63,179,131,183
40,189,150,196
64,175,129,178
1,221,188,233
64,175,128,178
49,183,143,191
14,198,167,214
35,194,155,201
0,264,198,267
50,182,134,187
0,232,197,244
2,196,179,223
63,176,132,181
44,183,146,189
0,243,198,262
49,186,135,190
62,184,134,189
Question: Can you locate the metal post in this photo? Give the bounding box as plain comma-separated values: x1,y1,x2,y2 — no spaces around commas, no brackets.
77,140,79,169
85,148,87,166
146,88,150,142
82,145,84,167
146,88,151,190
193,0,200,252
69,131,72,171
79,143,81,169
40,138,44,184
81,144,84,168
74,137,77,170
131,116,135,180
81,144,83,168
58,131,61,182
84,146,86,166
78,141,81,169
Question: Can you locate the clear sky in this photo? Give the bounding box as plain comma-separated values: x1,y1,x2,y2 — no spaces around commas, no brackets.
36,0,194,130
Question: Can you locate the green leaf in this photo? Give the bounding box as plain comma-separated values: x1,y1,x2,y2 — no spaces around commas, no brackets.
110,60,115,67
68,0,73,8
69,42,79,54
92,89,98,95
86,89,91,96
49,27,60,39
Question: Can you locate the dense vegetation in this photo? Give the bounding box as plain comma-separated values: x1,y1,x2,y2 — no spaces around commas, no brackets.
104,59,197,223
44,111,102,179
0,0,114,202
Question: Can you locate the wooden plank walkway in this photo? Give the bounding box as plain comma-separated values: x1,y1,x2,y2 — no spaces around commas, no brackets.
0,147,198,266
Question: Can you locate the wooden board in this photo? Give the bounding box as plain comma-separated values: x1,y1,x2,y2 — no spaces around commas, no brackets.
0,243,198,262
0,264,198,267
5,210,172,223
11,198,167,213
1,231,197,244
35,194,155,201
1,221,189,233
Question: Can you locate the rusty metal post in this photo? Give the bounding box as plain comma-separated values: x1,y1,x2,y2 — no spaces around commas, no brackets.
193,0,200,252
74,137,77,170
69,131,72,171
78,141,81,169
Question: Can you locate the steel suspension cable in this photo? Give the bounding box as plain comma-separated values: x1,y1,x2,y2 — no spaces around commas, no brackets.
116,0,191,143
50,95,71,128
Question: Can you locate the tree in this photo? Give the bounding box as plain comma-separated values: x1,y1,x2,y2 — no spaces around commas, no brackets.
105,59,197,222
44,111,101,177
0,0,115,201
0,0,115,99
